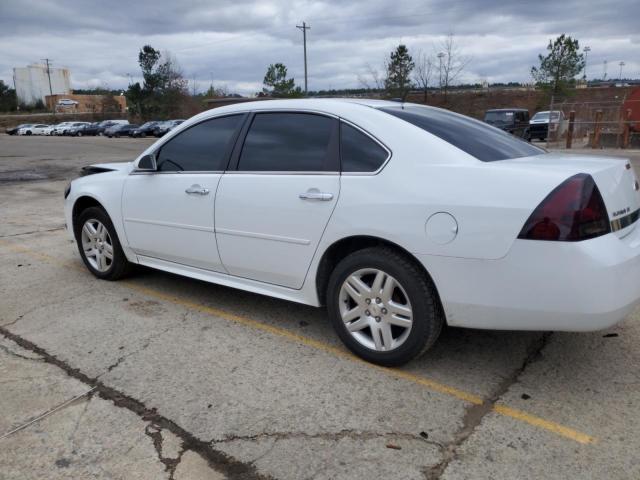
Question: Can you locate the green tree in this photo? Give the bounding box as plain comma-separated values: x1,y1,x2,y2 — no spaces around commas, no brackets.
531,34,585,95
0,79,17,112
126,45,188,118
385,45,414,100
263,63,301,97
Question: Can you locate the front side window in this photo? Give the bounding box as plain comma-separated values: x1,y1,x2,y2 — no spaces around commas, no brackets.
238,113,334,171
381,106,543,162
156,115,244,172
340,123,388,172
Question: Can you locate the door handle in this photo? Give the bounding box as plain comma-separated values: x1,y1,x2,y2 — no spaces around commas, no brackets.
185,184,210,195
299,190,333,201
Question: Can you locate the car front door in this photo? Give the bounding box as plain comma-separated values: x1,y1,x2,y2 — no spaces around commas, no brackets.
122,114,246,271
215,112,340,289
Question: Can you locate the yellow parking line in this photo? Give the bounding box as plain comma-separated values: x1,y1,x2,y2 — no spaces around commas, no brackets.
0,238,596,444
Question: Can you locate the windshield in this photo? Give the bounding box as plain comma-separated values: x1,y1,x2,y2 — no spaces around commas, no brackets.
484,111,514,124
532,111,560,122
380,106,544,162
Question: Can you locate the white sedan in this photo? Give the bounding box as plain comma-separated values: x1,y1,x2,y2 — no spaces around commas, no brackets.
18,124,50,135
64,99,640,366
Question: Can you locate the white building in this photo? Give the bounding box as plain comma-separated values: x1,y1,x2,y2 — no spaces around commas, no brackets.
13,64,71,106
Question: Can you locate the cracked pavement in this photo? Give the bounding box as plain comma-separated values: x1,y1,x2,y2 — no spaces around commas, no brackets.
1,135,640,479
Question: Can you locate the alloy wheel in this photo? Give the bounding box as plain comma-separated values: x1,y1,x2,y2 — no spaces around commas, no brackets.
81,219,114,272
338,268,413,352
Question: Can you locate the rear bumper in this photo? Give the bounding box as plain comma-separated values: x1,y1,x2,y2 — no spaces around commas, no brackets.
419,226,640,331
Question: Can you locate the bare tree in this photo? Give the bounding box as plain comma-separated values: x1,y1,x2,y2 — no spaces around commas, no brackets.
413,50,434,103
438,34,471,103
357,62,386,92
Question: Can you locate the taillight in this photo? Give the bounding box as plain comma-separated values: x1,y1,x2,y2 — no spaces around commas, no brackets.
518,174,611,241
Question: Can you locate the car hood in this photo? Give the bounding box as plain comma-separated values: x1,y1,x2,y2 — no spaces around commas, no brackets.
87,162,133,173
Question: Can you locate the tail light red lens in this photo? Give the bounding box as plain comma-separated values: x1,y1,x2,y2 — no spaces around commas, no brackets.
518,173,611,241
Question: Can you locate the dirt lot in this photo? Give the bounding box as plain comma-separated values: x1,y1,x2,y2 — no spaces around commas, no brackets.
1,134,640,479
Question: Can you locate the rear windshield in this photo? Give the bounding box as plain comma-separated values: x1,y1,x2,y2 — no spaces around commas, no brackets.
380,106,543,162
484,111,514,124
532,111,560,121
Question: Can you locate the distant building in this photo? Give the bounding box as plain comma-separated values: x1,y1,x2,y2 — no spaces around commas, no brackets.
13,64,71,106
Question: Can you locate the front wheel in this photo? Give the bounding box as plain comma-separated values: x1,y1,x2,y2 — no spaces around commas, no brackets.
74,207,132,280
327,247,443,366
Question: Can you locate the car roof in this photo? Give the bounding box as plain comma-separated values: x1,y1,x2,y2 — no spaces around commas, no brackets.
485,108,528,112
188,98,406,123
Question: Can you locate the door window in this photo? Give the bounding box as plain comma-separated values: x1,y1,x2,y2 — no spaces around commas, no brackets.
238,113,335,171
340,123,389,172
156,115,244,172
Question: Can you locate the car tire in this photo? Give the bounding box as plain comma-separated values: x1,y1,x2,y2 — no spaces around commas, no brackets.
77,132,83,137
141,132,146,138
327,246,443,366
74,206,132,281
26,131,32,135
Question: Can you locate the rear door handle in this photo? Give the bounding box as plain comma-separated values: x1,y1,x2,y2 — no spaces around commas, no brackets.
299,190,333,201
185,184,210,195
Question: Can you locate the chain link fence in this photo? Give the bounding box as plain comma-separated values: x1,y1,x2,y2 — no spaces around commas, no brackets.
539,97,640,150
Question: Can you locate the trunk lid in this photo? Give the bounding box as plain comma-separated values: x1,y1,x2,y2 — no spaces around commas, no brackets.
509,153,640,237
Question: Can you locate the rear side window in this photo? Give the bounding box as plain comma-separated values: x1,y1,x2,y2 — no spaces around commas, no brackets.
340,123,389,172
380,106,544,162
157,115,244,172
238,113,334,171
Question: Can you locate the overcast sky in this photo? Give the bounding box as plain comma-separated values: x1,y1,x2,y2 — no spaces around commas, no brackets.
1,0,638,95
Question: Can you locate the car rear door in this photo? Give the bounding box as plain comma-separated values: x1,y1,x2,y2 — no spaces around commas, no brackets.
215,111,340,289
122,114,246,271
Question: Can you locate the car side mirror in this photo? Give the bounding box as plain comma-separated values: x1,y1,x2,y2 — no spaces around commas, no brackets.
137,154,157,171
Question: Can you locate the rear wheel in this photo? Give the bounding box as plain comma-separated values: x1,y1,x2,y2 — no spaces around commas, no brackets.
74,207,132,280
327,247,443,366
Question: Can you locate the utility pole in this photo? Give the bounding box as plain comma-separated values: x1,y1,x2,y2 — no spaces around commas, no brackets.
41,58,54,111
619,61,625,80
296,21,310,94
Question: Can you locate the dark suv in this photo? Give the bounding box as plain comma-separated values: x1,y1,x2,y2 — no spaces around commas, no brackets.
483,109,530,140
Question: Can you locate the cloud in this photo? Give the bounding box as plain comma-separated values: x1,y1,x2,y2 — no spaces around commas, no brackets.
0,0,638,95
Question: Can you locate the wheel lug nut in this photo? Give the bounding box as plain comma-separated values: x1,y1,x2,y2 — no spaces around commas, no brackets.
365,310,370,316
382,308,387,314
375,316,381,322
376,298,381,304
365,298,371,304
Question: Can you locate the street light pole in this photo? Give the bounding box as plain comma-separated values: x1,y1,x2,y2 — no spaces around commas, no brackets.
583,46,591,81
619,61,625,80
437,52,445,92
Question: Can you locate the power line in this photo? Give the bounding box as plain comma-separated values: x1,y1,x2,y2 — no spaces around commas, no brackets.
296,21,310,94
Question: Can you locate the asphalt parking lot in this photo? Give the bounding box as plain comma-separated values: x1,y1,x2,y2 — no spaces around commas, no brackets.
1,134,640,479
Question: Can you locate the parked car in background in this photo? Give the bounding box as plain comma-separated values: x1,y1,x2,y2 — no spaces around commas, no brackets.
18,124,51,135
105,123,139,138
57,99,79,107
70,123,100,136
52,122,76,136
94,120,129,136
65,99,640,366
64,122,91,136
483,109,531,140
130,121,160,138
529,110,567,141
6,124,33,135
42,125,57,135
153,119,185,137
